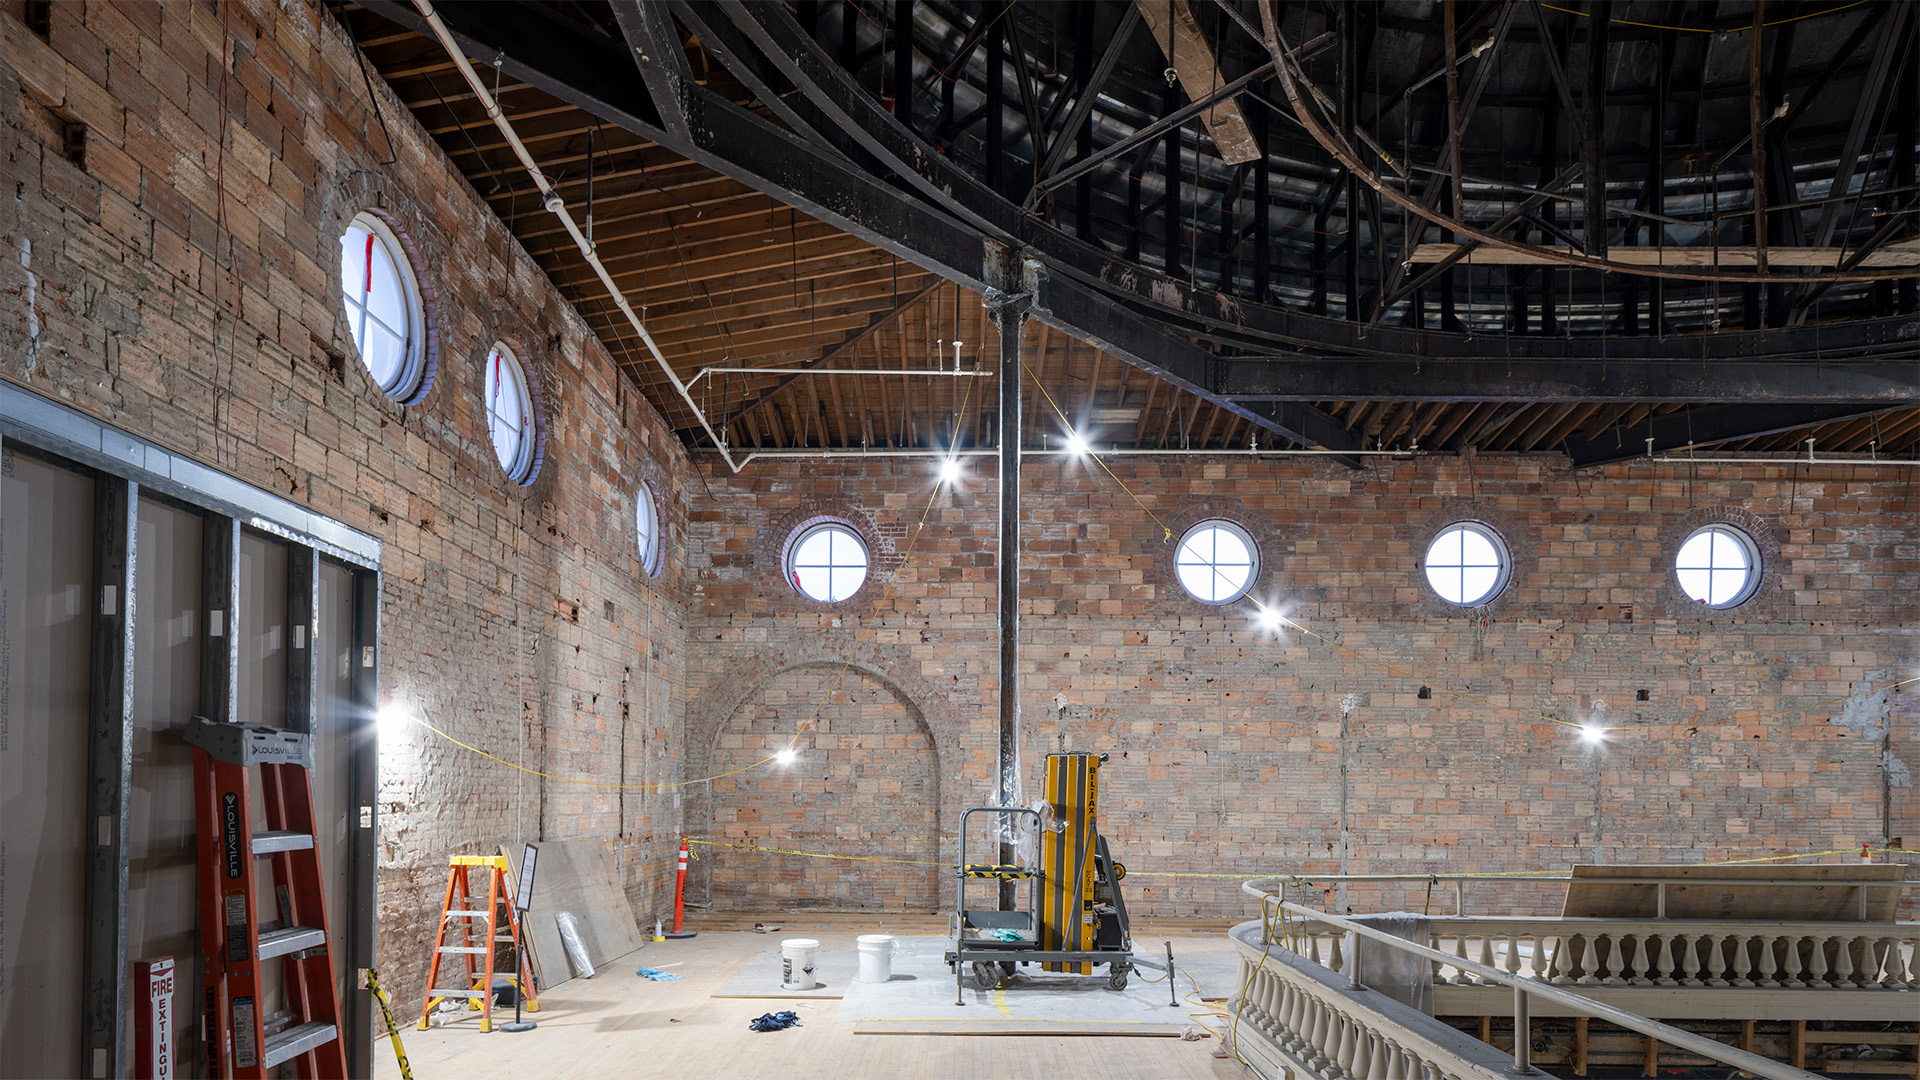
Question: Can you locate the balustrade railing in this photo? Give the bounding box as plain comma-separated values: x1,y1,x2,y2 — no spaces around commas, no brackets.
1225,879,1919,1080
1270,917,1919,992
1228,921,1521,1080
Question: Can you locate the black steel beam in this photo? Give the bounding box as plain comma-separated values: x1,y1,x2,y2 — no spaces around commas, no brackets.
992,288,1025,906
894,0,913,131
1564,403,1918,467
612,0,694,142
365,1,1920,413
1029,265,1361,458
345,569,381,1080
1031,5,1143,190
1004,15,1047,199
1219,358,1920,403
83,476,135,1080
1582,0,1609,257
1032,60,1275,201
357,0,661,133
667,0,850,160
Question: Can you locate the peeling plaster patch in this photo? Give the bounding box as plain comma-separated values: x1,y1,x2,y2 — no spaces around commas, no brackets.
1828,685,1891,741
1883,752,1913,789
19,237,39,378
1149,279,1185,309
1339,692,1360,717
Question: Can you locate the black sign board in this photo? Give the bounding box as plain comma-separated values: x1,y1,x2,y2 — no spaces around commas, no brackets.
515,843,538,914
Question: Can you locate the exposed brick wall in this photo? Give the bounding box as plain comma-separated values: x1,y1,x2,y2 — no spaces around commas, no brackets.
0,0,694,1011
704,665,942,910
4,5,1915,1050
685,455,1917,919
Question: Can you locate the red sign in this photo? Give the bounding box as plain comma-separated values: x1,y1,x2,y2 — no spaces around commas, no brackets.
133,957,175,1080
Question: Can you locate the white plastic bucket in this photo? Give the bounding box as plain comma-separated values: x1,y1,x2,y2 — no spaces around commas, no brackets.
855,934,895,983
780,938,820,990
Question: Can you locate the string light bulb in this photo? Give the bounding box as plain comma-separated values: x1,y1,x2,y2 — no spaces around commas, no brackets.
1578,725,1607,746
1254,606,1284,631
774,748,799,766
939,456,962,485
1065,431,1090,456
377,705,412,740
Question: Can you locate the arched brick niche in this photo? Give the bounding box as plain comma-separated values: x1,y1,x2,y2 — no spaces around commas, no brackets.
697,662,942,910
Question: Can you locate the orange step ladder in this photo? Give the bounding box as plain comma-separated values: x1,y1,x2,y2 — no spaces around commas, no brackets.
187,717,346,1078
417,855,539,1032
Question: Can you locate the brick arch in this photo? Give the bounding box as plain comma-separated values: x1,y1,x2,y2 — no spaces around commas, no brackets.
685,656,953,911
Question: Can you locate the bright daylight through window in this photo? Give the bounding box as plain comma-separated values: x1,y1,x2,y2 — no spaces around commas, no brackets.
339,213,428,401
1675,524,1760,607
1174,520,1258,604
787,523,869,603
485,343,538,485
637,482,660,575
1424,522,1511,607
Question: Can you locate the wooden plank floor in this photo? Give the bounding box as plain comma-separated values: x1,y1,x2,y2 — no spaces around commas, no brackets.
378,929,1254,1080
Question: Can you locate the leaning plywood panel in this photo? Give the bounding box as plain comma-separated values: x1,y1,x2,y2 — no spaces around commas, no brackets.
505,839,645,989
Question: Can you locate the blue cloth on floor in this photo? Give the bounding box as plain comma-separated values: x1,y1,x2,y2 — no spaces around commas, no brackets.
634,965,683,981
748,1011,802,1032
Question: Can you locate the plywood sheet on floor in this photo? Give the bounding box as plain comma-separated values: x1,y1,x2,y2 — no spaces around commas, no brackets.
377,932,1244,1080
832,936,1232,1031
710,947,858,998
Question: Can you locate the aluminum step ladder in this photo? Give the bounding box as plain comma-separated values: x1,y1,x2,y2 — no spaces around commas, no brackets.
187,716,346,1078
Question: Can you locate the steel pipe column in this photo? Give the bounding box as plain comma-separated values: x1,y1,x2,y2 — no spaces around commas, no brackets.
991,282,1030,909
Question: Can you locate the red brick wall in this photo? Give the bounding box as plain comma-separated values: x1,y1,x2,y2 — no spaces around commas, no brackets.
0,0,693,1009
685,455,1917,919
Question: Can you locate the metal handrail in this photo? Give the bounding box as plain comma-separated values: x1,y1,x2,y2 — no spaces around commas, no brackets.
1238,881,1821,1080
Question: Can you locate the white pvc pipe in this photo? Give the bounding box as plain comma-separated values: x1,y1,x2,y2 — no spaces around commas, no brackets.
690,367,994,383
411,0,742,472
1653,455,1920,467
721,446,1416,466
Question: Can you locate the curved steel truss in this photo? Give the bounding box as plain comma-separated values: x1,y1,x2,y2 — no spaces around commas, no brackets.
340,0,1920,460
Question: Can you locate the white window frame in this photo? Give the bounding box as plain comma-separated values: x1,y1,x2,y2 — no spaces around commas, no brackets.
785,522,870,603
1674,524,1761,608
1173,519,1260,605
1423,521,1512,607
340,212,429,402
636,481,661,576
484,343,539,485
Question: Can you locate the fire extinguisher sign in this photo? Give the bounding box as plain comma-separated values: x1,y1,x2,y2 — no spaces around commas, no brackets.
133,957,175,1080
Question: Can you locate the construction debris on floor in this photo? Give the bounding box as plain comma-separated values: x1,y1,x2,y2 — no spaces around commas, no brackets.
748,1010,803,1032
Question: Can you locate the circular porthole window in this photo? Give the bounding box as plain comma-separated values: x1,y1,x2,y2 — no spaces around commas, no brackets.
1424,522,1511,607
484,343,541,485
636,481,661,576
1675,524,1760,608
339,213,431,402
1174,519,1259,604
786,522,869,603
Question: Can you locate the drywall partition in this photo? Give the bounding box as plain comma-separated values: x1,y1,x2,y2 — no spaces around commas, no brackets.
127,496,206,1073
0,449,95,1080
0,392,384,1077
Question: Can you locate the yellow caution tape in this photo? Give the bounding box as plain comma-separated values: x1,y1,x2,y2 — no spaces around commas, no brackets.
365,968,413,1080
687,838,1911,881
